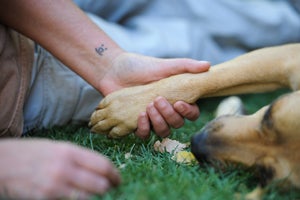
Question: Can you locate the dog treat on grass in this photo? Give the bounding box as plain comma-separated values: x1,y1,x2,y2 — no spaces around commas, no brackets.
171,151,196,165
154,138,196,164
154,138,188,154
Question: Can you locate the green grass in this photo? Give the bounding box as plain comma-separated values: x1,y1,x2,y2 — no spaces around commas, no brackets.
27,89,300,200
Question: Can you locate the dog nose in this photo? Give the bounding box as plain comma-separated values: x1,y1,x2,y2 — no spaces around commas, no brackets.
191,131,210,163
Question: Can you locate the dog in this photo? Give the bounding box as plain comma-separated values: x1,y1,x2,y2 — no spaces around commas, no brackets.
192,92,300,189
89,43,300,188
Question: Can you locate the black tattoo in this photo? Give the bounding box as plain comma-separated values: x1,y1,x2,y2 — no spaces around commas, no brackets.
95,44,107,56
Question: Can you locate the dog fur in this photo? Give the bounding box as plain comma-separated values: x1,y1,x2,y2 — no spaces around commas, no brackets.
89,43,300,188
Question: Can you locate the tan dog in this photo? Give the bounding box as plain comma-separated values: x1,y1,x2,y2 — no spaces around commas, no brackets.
89,43,300,188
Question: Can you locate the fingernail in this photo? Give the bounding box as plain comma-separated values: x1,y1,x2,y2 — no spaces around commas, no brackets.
140,112,147,122
156,98,167,108
177,103,185,113
198,61,210,65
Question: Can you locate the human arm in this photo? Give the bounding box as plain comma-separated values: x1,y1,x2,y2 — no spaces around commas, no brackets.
0,0,210,138
0,0,122,91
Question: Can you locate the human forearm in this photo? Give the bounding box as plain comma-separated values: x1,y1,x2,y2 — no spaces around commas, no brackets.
0,0,124,92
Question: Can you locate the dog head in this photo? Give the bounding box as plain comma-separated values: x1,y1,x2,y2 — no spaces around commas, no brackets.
191,93,300,188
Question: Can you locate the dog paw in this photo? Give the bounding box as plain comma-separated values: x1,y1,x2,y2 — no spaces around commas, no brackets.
89,84,157,138
215,96,244,117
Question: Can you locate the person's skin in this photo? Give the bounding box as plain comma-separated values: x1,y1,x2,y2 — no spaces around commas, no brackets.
136,96,202,139
0,139,120,199
0,0,210,198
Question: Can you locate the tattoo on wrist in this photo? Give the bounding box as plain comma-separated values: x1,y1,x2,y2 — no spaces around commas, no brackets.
95,44,107,56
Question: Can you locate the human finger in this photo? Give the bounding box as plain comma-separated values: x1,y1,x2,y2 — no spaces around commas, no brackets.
68,168,111,196
146,102,170,138
71,146,121,187
174,101,200,121
153,96,184,128
161,58,210,76
135,112,151,140
66,186,92,200
39,183,92,200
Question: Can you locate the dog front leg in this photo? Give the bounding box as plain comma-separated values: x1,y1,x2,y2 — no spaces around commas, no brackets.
188,43,300,99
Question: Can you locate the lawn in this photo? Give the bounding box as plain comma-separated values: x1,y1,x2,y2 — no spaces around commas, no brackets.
27,89,300,200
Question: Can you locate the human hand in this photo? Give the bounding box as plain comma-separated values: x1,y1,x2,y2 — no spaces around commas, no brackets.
135,96,200,139
97,52,210,96
0,139,120,200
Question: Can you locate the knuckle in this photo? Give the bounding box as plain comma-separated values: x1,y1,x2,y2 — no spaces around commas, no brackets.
164,110,175,119
48,146,75,181
101,161,113,175
50,162,69,182
57,144,75,159
95,179,110,194
155,101,174,117
151,115,165,126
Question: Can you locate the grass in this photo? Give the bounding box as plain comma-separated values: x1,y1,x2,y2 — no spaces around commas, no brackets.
27,89,300,200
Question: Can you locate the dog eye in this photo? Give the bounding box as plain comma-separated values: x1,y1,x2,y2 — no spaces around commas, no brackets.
260,105,279,143
262,105,273,131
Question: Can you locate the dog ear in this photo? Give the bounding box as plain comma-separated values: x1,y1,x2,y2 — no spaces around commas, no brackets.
260,92,300,143
259,105,279,144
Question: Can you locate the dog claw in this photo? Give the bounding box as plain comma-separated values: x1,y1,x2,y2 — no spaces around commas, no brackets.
107,126,131,138
89,110,105,127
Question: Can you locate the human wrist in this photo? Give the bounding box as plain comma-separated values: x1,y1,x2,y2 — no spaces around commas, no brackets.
91,46,126,91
